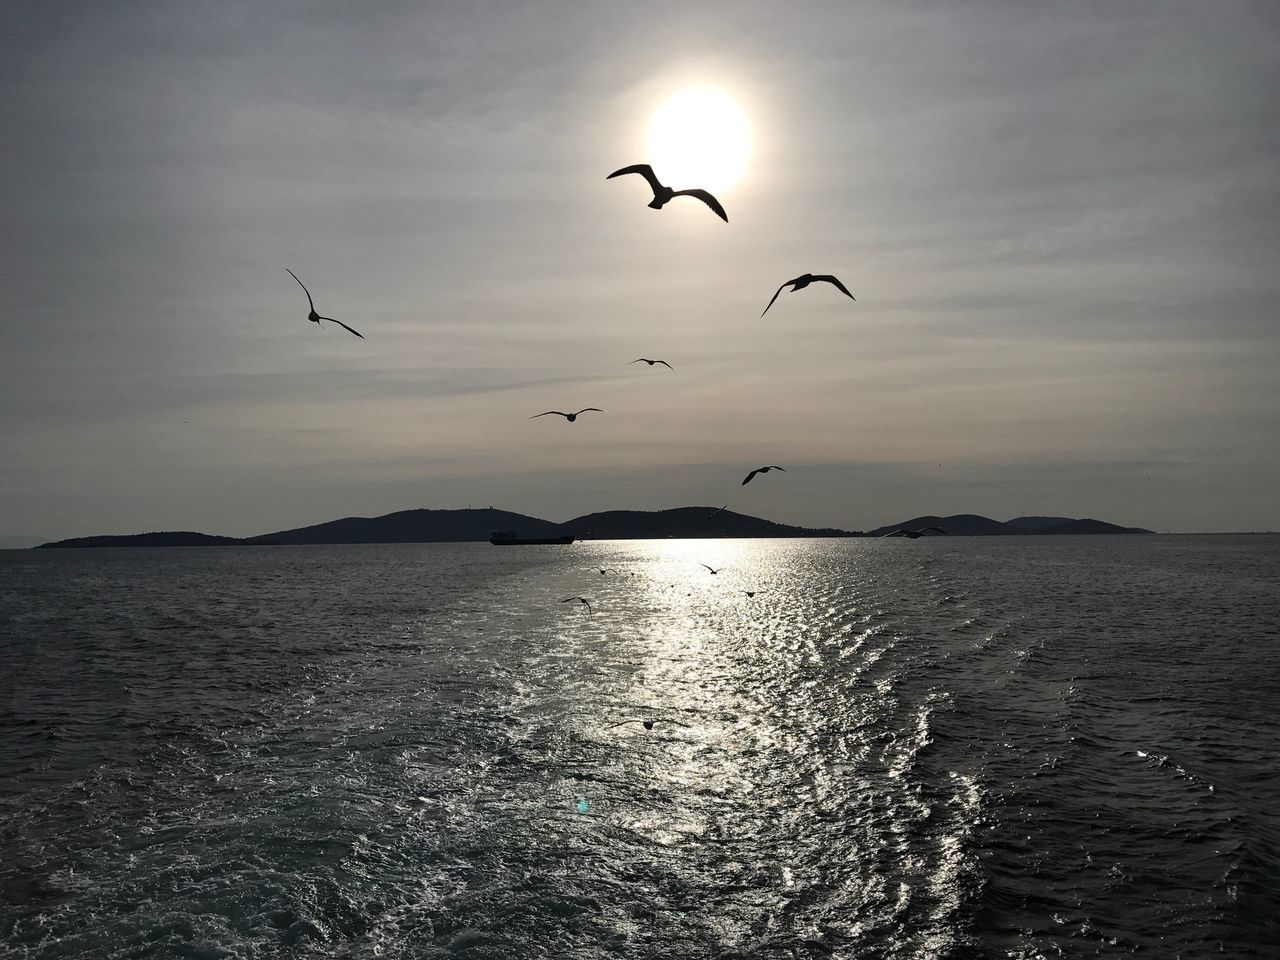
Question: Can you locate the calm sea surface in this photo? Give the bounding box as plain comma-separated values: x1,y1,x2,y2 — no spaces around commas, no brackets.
2,536,1278,959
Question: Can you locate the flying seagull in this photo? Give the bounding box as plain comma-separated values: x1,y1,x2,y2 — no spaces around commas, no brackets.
700,564,722,575
606,164,728,222
609,718,690,731
880,526,948,539
761,274,856,317
561,596,593,612
530,408,604,422
742,465,786,486
743,591,758,598
285,269,364,339
630,358,673,369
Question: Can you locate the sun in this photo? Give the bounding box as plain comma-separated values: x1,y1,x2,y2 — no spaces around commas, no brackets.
646,86,752,194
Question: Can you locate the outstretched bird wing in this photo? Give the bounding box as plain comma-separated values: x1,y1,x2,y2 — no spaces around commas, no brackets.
573,408,605,415
760,278,797,317
671,188,728,222
706,504,728,519
629,358,648,364
606,163,663,195
318,316,364,339
742,469,761,485
285,268,315,311
768,465,786,471
813,275,856,301
530,411,569,419
700,563,719,573
655,360,673,369
608,719,643,728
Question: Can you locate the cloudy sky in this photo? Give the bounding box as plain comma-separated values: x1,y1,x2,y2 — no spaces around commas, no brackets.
2,1,1277,540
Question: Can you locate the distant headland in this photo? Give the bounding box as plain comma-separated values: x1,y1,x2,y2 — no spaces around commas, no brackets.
32,508,1154,548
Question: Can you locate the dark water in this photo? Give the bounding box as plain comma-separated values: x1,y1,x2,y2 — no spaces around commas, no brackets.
2,536,1278,959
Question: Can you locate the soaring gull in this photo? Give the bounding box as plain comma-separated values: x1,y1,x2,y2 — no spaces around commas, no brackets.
530,408,604,422
606,164,728,222
761,274,855,317
742,465,785,486
286,269,364,339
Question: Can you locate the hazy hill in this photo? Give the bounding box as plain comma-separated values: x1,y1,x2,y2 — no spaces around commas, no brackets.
1039,518,1153,535
1005,516,1075,533
33,507,1154,547
870,514,1154,537
247,508,562,545
868,514,1009,537
37,531,244,549
559,507,855,540
0,535,45,550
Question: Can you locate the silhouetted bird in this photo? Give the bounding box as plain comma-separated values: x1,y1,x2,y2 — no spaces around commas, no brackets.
880,526,948,539
561,596,592,612
742,465,785,485
530,408,604,422
285,269,364,339
607,164,728,222
609,718,690,731
706,504,729,519
700,564,722,575
761,274,855,317
631,358,673,369
743,591,757,598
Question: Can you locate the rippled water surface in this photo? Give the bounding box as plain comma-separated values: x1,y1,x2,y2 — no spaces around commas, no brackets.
2,536,1279,958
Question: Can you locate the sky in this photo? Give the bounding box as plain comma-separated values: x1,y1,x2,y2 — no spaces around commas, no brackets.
1,0,1278,541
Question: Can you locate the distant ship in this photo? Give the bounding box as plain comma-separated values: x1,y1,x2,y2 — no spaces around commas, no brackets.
489,530,574,546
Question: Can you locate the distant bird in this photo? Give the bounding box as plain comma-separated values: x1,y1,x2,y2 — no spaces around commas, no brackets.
285,269,364,339
761,274,855,317
609,718,690,731
561,596,592,613
743,591,757,598
530,408,604,422
630,358,673,369
598,568,610,575
742,465,785,486
706,505,729,520
607,164,728,222
700,564,722,575
880,526,948,539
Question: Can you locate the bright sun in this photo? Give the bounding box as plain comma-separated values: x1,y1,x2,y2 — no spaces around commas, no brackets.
646,87,752,193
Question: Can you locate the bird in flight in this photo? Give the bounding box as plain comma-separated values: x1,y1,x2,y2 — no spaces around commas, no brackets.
630,358,673,369
743,591,758,598
607,164,728,222
760,274,856,317
285,269,364,339
609,718,690,731
700,564,722,575
561,596,592,612
880,526,948,539
742,465,786,486
706,504,729,520
530,408,604,422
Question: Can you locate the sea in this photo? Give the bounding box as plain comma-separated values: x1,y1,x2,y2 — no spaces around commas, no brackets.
1,536,1278,959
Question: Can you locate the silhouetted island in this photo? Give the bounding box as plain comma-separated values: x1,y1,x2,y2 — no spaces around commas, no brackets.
34,508,1154,548
868,514,1153,537
36,531,245,549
